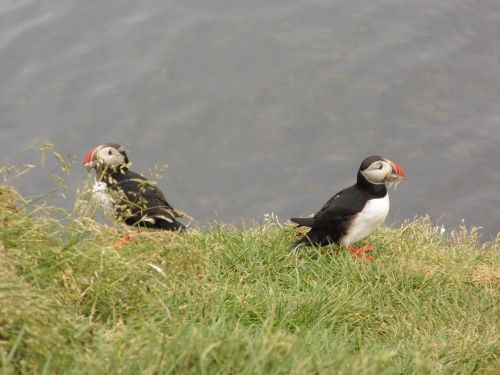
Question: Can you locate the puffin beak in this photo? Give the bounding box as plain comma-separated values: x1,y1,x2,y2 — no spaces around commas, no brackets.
389,160,406,178
384,159,406,183
82,145,102,170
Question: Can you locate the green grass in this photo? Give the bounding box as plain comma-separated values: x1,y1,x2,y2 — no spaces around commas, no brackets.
0,184,499,374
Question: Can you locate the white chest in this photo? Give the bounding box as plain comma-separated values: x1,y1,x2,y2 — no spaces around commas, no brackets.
91,181,115,210
340,194,390,247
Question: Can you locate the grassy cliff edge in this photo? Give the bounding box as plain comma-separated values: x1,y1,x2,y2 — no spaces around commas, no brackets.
1,184,499,374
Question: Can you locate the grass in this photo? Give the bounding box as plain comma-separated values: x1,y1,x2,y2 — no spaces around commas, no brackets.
0,182,499,374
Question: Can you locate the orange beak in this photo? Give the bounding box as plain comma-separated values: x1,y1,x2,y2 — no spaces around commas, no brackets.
82,146,100,168
391,161,406,178
384,159,406,183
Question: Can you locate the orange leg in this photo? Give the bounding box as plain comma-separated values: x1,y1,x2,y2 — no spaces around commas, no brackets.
349,244,375,260
114,229,141,248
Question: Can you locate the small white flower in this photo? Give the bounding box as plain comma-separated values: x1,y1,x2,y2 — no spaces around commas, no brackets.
433,225,446,236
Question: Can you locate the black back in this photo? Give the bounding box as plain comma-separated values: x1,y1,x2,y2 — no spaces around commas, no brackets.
101,168,185,231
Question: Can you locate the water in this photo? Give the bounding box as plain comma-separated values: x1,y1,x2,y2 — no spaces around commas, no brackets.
1,0,499,239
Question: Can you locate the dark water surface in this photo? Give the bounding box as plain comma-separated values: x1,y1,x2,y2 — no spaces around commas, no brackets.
1,0,499,238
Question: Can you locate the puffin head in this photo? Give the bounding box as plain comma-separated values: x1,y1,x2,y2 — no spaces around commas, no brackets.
83,143,130,172
358,155,406,186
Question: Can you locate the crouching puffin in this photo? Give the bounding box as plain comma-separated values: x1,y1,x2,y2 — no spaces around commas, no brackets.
291,155,405,259
83,143,186,231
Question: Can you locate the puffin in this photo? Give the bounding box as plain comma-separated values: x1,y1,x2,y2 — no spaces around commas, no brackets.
82,143,186,231
291,155,405,258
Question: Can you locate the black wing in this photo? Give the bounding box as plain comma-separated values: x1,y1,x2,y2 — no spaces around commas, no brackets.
311,185,364,229
107,170,185,230
291,184,365,248
293,185,362,229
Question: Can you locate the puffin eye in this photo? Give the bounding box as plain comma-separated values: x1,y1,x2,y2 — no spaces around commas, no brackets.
377,163,383,169
108,149,113,155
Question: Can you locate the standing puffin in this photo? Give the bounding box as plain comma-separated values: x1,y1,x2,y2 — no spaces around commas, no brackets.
83,143,186,231
291,155,405,258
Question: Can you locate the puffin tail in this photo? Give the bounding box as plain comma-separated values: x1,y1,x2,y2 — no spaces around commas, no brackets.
150,217,186,232
290,217,314,227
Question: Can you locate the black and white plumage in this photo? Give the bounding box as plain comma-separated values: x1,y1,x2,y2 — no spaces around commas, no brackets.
83,143,185,231
291,155,405,252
